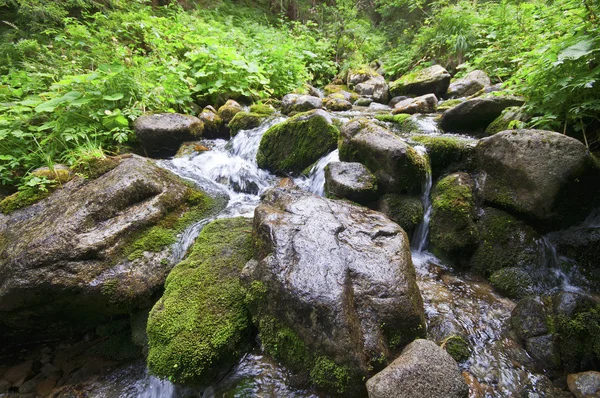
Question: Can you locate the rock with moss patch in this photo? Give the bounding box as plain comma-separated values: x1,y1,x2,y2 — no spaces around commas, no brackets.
484,106,527,136
410,135,475,178
430,173,479,266
439,97,525,135
376,194,424,237
217,99,243,124
198,108,226,139
228,112,268,137
134,113,203,158
389,65,451,98
446,70,491,98
374,114,421,134
366,339,468,398
392,94,438,115
441,335,471,363
347,67,380,87
249,104,276,115
281,94,323,115
324,161,378,204
147,218,254,386
437,99,465,112
32,165,72,184
0,155,224,342
355,76,389,104
247,187,426,396
339,118,427,195
323,96,353,111
490,267,533,299
475,129,600,228
470,207,540,276
354,97,373,106
257,110,338,174
553,222,600,290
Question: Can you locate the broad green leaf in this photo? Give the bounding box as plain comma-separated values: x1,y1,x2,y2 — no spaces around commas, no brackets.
558,39,595,61
103,93,124,101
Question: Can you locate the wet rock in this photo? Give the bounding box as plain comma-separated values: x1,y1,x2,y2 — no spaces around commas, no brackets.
249,103,276,115
324,161,378,204
553,225,600,288
567,371,600,398
354,75,389,104
475,129,600,227
376,194,423,237
281,94,323,115
430,173,479,266
552,292,595,319
257,110,338,174
389,96,412,108
323,96,353,111
511,296,549,340
366,339,468,398
19,374,42,394
324,85,360,102
470,207,540,276
437,98,465,112
347,68,380,87
147,218,254,386
484,106,527,136
369,102,392,111
410,135,475,179
446,70,491,98
3,360,33,386
0,155,222,341
198,108,226,139
35,378,57,397
218,99,243,124
228,112,267,136
392,93,437,115
0,380,9,393
490,267,533,299
389,65,451,98
439,96,525,135
338,118,427,195
134,113,203,158
525,334,560,368
354,97,373,106
248,187,426,395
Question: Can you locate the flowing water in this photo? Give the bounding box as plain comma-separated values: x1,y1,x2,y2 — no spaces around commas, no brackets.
79,110,595,397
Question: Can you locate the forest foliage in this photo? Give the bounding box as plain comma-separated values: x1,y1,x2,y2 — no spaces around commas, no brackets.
0,0,598,193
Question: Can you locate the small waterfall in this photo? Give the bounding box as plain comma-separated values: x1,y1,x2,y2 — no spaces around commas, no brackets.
295,149,340,196
411,146,432,253
138,375,176,398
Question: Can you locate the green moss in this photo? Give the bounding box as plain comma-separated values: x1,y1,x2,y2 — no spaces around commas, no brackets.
249,104,275,115
309,356,351,394
411,135,471,178
324,84,349,96
73,156,120,179
375,113,422,134
484,106,526,136
127,227,177,261
257,110,339,174
490,267,533,299
146,217,255,385
0,186,55,214
378,194,424,237
437,99,463,112
441,335,471,363
228,112,267,136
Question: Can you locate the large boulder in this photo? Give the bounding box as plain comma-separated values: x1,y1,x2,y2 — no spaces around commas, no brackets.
339,118,427,195
376,194,424,238
323,96,353,111
0,155,223,341
281,94,323,115
347,67,380,87
392,94,438,115
217,99,243,124
355,76,389,104
324,161,378,204
389,65,451,98
257,110,338,174
430,172,479,266
228,112,268,137
439,96,525,135
446,70,491,98
247,187,426,395
366,339,468,398
484,106,527,136
147,218,254,386
475,130,600,227
134,113,203,158
410,135,475,179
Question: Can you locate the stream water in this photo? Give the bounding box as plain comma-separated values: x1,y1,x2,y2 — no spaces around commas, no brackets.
73,109,594,397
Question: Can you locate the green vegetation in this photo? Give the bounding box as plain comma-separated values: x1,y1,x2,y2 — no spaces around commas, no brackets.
410,135,471,177
378,194,424,237
146,217,255,385
441,335,470,363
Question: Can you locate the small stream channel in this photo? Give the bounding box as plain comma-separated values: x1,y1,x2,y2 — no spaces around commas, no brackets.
46,107,597,397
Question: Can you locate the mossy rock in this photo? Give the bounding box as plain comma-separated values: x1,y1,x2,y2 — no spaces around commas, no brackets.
249,103,276,115
437,99,464,112
430,172,479,266
147,217,255,386
484,106,527,136
374,113,420,133
411,135,474,178
441,335,471,363
0,186,55,214
490,267,533,299
257,110,339,174
217,99,243,124
377,194,424,237
389,65,451,98
470,207,540,277
32,165,72,184
228,112,267,137
324,84,349,96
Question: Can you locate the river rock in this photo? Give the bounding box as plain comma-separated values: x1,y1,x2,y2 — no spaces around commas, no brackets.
324,161,378,204
376,194,424,237
3,360,33,386
248,187,426,395
217,99,243,124
257,110,338,174
511,296,549,340
366,339,468,398
389,96,412,108
0,155,222,341
567,371,600,398
484,106,527,135
134,113,203,158
339,118,427,195
489,267,533,299
410,135,475,179
553,222,600,288
355,97,373,106
439,96,525,135
355,76,389,104
147,218,254,386
228,112,267,136
281,94,323,115
475,129,600,227
347,68,380,87
323,96,353,111
392,93,438,115
198,108,226,139
430,173,479,266
389,65,451,98
446,70,491,98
